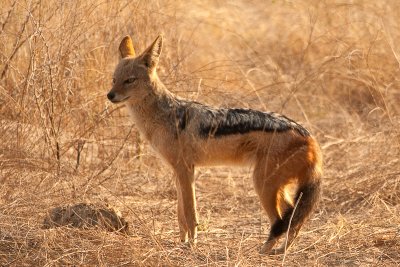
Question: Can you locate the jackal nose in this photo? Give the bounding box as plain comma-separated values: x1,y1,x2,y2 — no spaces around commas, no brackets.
107,92,115,101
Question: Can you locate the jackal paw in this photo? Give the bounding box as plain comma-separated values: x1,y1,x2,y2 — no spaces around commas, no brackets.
269,247,286,255
179,239,197,249
259,241,275,255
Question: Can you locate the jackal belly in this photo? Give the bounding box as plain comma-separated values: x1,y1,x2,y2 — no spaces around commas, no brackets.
191,132,269,166
194,139,255,166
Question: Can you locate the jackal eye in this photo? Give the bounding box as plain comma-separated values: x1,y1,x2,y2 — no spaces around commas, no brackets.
112,78,116,84
124,77,136,84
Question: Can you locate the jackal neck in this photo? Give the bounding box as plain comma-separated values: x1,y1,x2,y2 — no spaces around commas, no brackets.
125,76,177,141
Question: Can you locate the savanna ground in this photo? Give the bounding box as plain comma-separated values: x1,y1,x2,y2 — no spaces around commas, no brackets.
1,0,399,266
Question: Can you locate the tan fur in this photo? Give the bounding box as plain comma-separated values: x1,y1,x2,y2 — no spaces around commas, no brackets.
107,35,323,254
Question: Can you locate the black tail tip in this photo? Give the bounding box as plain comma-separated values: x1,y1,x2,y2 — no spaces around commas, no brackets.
269,181,321,239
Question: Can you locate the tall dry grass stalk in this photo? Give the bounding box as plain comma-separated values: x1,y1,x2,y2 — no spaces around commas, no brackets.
0,0,399,265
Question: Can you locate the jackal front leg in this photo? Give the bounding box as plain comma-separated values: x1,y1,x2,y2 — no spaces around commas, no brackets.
174,165,198,244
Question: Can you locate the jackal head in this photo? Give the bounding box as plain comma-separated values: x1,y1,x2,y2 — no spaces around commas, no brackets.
107,35,163,104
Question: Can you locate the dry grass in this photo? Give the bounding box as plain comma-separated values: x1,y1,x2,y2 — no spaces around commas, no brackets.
1,0,399,266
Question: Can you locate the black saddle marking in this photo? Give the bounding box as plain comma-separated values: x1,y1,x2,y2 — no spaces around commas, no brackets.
198,108,310,138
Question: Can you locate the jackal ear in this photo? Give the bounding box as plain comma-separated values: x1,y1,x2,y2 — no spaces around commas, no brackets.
119,36,136,58
139,35,163,70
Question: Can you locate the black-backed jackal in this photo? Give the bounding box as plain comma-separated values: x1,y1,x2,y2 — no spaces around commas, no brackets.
107,35,322,254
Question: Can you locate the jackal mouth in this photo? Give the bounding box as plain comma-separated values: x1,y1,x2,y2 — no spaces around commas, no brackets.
109,96,131,103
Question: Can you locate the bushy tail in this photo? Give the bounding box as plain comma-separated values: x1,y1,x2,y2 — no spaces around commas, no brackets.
261,137,322,254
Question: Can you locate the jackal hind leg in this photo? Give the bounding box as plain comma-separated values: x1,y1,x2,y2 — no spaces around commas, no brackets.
258,191,283,255
174,164,198,244
253,160,282,254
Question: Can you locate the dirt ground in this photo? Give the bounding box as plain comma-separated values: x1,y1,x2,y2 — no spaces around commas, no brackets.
0,0,399,266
